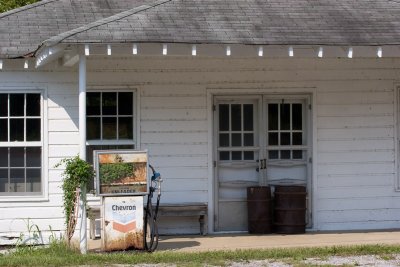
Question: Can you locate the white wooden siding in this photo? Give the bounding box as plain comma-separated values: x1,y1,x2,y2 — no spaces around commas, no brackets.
1,56,400,240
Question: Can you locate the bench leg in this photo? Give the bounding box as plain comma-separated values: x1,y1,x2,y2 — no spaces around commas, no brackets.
199,215,208,236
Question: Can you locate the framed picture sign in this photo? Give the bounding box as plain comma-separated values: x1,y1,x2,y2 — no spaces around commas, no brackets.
94,150,149,196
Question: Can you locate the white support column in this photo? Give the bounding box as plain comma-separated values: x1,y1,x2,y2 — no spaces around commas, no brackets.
78,54,87,254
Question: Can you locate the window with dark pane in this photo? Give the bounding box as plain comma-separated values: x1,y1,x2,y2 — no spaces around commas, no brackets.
243,104,253,131
292,104,302,130
268,104,278,130
280,103,290,130
102,92,117,115
231,104,242,131
87,92,101,116
219,104,229,131
0,93,42,195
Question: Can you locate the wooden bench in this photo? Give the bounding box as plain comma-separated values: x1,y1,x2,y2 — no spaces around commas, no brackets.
88,202,208,238
158,203,208,235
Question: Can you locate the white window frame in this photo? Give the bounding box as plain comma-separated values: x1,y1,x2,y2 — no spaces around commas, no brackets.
85,89,138,196
0,90,46,200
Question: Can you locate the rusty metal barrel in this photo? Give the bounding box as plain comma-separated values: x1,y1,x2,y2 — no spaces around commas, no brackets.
273,185,306,234
247,186,272,234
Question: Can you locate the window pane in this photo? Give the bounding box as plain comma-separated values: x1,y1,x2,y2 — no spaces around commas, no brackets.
10,94,24,116
243,133,254,146
87,117,101,140
103,117,117,139
219,133,229,147
26,94,40,116
26,147,41,167
219,104,229,131
0,119,7,141
231,104,241,131
10,119,24,141
293,132,303,145
0,169,8,192
243,151,254,160
281,150,291,159
280,132,290,145
0,148,8,167
268,104,278,130
243,104,253,131
26,169,41,192
268,132,278,146
232,151,242,160
118,92,133,115
0,94,7,117
219,151,229,161
102,93,117,115
292,104,303,130
269,150,278,159
118,117,133,139
10,169,25,192
87,93,101,116
10,147,24,167
293,150,303,159
26,119,40,141
280,104,290,130
231,133,241,146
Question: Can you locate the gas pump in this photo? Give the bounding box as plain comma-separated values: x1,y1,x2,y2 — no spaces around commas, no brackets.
94,150,153,251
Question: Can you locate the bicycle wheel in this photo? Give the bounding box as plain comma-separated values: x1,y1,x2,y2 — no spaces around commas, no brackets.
144,206,159,252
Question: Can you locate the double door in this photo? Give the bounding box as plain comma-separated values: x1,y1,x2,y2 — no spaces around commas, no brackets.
214,95,311,232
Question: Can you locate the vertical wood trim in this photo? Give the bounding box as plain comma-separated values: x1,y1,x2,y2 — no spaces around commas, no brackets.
206,89,214,233
395,84,399,191
78,55,86,159
311,88,318,229
136,88,141,150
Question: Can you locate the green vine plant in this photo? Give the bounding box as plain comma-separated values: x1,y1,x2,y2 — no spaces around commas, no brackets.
55,155,94,246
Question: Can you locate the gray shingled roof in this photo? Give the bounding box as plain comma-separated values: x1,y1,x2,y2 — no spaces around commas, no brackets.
3,0,400,59
0,0,157,58
43,0,400,48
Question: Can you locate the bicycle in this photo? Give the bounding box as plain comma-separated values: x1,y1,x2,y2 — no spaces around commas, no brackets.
143,164,162,252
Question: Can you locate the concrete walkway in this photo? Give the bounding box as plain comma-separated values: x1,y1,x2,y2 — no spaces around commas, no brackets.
90,230,400,252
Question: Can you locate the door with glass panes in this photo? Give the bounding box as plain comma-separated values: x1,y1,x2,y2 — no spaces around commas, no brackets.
214,95,311,232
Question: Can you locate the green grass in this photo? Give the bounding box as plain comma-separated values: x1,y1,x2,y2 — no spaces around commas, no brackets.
1,242,400,266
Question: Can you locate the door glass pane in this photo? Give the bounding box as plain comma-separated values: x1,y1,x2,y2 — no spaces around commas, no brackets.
118,117,133,139
243,151,254,160
293,132,303,145
26,169,41,192
232,151,242,160
281,150,291,159
0,169,8,192
10,119,24,141
231,133,241,146
10,169,24,192
26,147,41,167
231,104,241,131
219,151,230,161
10,94,24,116
103,117,117,139
87,93,101,116
26,94,40,116
102,93,117,115
280,104,290,130
280,132,290,145
0,148,8,167
10,147,24,167
292,104,303,130
219,104,229,131
243,133,254,146
269,150,278,159
243,104,253,131
219,133,229,147
0,94,7,117
268,104,278,130
118,92,133,115
26,119,40,141
0,119,7,141
268,132,278,146
87,117,101,140
293,150,303,159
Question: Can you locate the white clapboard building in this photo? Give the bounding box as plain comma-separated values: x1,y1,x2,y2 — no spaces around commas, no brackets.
1,0,400,244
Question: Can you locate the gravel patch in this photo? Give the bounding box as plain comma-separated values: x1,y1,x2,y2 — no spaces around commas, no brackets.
305,254,400,266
